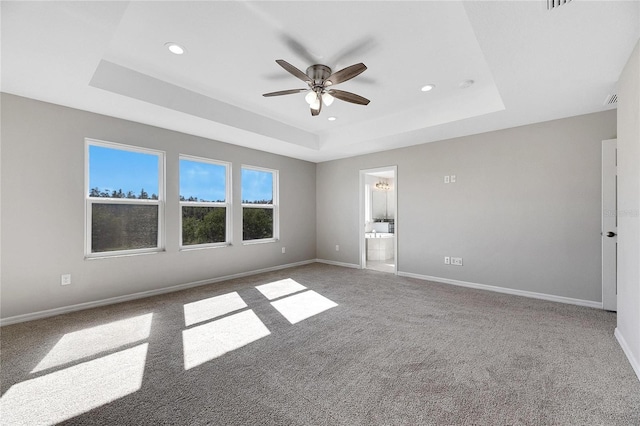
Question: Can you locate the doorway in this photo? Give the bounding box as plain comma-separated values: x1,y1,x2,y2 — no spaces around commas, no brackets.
602,139,617,311
360,166,397,274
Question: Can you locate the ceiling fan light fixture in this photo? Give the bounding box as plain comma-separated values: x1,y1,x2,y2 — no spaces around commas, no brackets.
322,92,334,106
305,91,318,105
165,42,185,55
309,96,321,111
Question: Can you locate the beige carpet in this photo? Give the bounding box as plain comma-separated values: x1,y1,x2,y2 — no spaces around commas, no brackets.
1,263,639,425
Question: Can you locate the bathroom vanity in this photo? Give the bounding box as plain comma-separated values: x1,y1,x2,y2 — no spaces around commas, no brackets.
365,233,395,260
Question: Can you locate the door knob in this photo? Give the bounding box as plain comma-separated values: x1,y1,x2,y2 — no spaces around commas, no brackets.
606,231,617,237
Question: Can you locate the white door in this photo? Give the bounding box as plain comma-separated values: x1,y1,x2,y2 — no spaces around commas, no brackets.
602,139,617,311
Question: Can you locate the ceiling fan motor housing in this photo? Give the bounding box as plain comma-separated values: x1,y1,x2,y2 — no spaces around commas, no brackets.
306,64,332,87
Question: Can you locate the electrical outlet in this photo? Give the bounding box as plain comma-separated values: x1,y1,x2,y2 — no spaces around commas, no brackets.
61,274,71,286
444,175,450,184
335,245,340,251
282,247,286,254
444,256,450,265
451,257,463,266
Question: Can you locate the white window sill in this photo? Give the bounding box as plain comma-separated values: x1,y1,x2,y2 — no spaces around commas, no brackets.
242,238,278,246
180,243,232,252
85,249,164,260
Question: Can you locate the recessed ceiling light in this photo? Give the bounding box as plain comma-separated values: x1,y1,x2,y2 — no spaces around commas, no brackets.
459,79,475,89
421,84,435,92
165,42,186,55
328,116,337,121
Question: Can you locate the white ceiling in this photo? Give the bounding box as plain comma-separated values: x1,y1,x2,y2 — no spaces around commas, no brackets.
2,1,638,163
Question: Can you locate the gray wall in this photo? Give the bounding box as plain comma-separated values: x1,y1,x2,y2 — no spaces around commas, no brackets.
616,40,640,377
317,110,617,302
0,91,627,321
0,94,316,319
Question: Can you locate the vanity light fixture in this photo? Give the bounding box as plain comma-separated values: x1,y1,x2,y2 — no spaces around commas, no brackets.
375,181,390,190
165,42,186,55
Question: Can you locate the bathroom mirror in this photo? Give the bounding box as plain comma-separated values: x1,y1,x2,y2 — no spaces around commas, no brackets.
372,189,394,219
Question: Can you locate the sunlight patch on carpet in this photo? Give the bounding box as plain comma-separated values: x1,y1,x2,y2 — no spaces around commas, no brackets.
183,292,247,327
271,290,338,324
1,343,148,426
182,309,270,370
256,278,307,300
31,313,153,373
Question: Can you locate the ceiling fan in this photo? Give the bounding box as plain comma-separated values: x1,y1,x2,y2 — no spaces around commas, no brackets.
263,59,370,116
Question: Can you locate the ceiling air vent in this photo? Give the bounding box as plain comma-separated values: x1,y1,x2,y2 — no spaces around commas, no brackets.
547,0,572,10
604,94,618,106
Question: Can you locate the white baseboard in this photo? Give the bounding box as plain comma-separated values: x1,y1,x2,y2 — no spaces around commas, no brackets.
315,259,360,269
0,261,604,326
397,271,603,309
0,259,316,326
615,328,640,382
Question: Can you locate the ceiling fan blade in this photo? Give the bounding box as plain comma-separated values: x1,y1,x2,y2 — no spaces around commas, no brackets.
325,63,367,86
263,88,308,97
276,59,311,84
326,37,376,68
280,34,320,64
327,89,370,105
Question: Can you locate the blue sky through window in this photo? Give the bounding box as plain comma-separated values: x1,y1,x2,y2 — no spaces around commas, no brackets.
242,168,273,203
89,145,159,196
89,146,273,203
180,159,226,202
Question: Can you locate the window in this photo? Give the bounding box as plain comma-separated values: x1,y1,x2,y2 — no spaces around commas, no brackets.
85,140,164,257
179,156,231,248
242,166,278,242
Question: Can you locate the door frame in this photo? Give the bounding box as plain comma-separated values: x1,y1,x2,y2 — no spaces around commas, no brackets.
602,138,617,311
359,165,398,274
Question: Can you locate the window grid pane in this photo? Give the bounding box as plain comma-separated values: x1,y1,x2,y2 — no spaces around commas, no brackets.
182,206,227,246
88,145,159,199
179,159,227,203
242,208,274,241
241,168,273,204
91,204,159,253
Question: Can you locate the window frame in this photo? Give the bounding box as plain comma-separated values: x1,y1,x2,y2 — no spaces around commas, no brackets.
179,155,232,250
84,138,166,259
241,165,279,244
